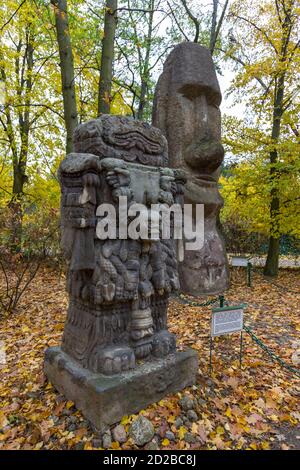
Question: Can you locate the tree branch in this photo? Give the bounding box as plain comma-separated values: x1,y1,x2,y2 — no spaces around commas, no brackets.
180,0,200,43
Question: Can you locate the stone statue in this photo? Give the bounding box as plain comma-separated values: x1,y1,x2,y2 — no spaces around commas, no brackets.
152,43,229,295
44,115,197,430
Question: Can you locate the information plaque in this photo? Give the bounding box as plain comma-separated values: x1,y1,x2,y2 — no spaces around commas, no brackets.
211,305,245,337
231,256,250,267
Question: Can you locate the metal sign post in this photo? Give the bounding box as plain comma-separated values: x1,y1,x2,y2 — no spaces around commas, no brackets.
210,304,246,373
247,262,252,287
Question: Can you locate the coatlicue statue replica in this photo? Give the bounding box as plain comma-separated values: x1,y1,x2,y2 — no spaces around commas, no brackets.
44,114,198,430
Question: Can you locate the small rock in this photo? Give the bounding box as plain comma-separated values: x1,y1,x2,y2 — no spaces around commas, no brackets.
175,417,183,428
92,438,102,448
102,431,112,449
184,432,196,443
27,391,41,399
179,395,194,411
205,388,216,398
145,440,159,450
112,424,127,443
220,389,230,398
68,416,77,424
128,416,154,446
68,423,76,432
198,398,206,407
187,410,198,422
165,431,175,441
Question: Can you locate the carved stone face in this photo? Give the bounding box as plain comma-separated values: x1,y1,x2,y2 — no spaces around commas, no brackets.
178,90,224,179
153,43,229,295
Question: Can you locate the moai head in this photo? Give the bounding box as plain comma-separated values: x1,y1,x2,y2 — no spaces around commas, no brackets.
153,43,229,295
58,115,183,375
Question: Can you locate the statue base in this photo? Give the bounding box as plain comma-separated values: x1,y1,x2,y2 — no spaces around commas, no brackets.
44,346,198,432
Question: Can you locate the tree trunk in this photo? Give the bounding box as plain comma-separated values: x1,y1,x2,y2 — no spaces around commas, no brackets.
51,0,78,153
264,0,293,276
98,0,118,115
264,75,285,277
209,0,218,53
210,0,229,55
137,0,154,121
2,31,34,250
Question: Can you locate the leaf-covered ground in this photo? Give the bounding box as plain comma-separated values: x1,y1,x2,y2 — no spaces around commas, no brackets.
0,266,299,450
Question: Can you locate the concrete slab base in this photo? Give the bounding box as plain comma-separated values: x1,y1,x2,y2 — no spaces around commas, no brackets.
44,346,198,431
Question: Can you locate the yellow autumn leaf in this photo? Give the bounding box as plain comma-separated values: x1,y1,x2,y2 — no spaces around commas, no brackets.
249,443,257,450
35,441,44,450
216,426,225,435
178,426,187,440
167,415,175,423
84,442,93,450
111,441,121,450
162,438,170,446
66,400,74,409
191,422,198,434
120,415,130,425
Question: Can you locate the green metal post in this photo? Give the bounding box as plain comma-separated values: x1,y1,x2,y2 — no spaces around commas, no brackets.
247,262,252,287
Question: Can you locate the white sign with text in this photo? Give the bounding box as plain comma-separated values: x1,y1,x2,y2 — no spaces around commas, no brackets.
211,306,244,337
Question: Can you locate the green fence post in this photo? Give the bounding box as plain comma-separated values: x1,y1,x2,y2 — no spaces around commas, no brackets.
247,262,252,287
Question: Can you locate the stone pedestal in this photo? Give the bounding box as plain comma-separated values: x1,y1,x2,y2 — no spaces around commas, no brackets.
44,346,198,431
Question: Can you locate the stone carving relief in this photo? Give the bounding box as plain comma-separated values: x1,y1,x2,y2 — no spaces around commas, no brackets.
58,115,184,376
153,43,229,295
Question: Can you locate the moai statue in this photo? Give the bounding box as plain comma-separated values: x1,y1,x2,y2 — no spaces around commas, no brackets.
153,43,229,295
44,115,197,430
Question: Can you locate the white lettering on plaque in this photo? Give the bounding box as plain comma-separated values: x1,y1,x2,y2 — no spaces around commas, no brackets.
211,306,244,337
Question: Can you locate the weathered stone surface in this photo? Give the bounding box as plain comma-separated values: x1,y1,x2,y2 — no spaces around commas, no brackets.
145,440,159,450
44,113,198,430
184,432,196,444
187,409,198,422
102,431,112,449
128,416,154,446
175,417,183,428
44,346,198,432
112,424,127,443
153,43,229,295
179,395,195,411
57,115,187,375
165,430,175,441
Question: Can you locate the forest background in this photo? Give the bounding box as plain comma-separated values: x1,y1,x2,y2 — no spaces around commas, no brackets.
0,0,299,314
